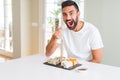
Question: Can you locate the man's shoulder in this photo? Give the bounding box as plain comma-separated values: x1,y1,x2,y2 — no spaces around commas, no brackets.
84,21,98,30
84,21,95,27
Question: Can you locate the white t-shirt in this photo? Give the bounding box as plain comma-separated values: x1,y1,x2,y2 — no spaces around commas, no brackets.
62,22,104,60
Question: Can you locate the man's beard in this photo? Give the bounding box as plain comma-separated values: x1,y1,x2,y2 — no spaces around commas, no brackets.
65,16,78,30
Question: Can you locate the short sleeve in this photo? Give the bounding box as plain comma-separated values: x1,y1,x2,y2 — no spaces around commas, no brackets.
89,29,104,50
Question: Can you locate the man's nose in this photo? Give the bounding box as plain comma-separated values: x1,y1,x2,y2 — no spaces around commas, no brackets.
66,15,71,20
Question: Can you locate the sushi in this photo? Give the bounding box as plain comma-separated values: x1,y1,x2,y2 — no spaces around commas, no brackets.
47,57,78,69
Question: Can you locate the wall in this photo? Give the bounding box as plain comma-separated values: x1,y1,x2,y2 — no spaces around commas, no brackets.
12,0,44,58
31,0,39,54
12,0,32,58
85,0,120,67
12,0,21,58
102,0,120,66
31,0,44,54
20,0,32,57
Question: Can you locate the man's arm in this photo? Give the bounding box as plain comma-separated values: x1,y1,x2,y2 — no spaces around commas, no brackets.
46,28,62,57
89,48,103,63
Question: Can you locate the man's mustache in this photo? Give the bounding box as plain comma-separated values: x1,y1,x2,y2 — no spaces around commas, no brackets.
66,19,73,22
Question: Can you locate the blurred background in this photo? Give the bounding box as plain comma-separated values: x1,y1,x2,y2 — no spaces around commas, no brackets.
0,0,120,67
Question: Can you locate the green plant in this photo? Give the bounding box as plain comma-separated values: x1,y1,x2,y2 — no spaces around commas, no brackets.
48,0,62,31
51,9,61,18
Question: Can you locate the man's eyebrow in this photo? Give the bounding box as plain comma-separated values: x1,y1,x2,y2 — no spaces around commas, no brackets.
69,10,74,13
62,10,74,14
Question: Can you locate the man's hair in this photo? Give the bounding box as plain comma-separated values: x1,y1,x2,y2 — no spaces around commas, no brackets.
61,0,79,12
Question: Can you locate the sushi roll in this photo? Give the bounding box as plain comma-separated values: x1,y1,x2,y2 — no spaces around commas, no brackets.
67,58,78,66
61,60,73,68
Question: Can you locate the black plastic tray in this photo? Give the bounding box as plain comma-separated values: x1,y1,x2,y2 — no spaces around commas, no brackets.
43,62,82,70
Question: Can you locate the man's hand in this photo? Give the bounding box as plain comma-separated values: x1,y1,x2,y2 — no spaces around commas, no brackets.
45,28,62,57
53,28,62,39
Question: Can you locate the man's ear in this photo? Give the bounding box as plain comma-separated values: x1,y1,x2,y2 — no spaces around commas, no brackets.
77,11,80,17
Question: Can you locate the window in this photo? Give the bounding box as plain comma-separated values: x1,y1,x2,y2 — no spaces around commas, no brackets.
0,0,13,52
45,0,84,57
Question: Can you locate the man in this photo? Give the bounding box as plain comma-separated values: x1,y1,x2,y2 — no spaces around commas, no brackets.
46,0,104,63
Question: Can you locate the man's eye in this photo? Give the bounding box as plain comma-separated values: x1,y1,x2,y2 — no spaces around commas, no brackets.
70,12,73,15
63,14,67,16
70,13,72,15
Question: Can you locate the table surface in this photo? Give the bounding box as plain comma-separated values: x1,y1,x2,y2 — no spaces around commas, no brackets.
0,53,120,80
